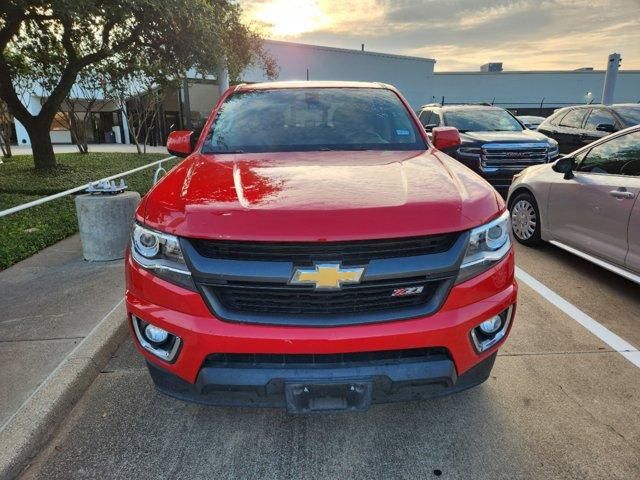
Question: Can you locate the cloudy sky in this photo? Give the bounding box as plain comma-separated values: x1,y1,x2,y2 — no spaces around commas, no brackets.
241,0,640,71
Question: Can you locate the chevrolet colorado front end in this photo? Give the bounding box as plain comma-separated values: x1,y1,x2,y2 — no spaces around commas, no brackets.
125,82,517,413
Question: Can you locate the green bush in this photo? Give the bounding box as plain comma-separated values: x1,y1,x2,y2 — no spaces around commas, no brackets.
0,153,179,270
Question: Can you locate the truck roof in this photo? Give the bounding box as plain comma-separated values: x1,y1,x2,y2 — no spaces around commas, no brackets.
234,81,393,91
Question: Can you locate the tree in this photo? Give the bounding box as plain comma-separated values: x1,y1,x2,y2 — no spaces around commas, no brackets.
105,68,172,155
62,66,111,154
0,99,12,158
0,0,276,171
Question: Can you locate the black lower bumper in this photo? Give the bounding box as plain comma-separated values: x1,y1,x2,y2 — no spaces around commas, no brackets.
147,352,497,413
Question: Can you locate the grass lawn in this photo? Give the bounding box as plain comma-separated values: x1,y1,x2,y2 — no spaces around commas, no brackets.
0,152,178,270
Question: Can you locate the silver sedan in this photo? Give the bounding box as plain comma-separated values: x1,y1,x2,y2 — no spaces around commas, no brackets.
507,125,640,284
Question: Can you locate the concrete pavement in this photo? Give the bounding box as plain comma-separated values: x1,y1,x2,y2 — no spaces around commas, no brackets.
16,242,640,479
0,235,125,428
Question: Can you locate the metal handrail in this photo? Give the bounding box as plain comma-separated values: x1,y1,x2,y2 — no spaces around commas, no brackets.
0,155,175,218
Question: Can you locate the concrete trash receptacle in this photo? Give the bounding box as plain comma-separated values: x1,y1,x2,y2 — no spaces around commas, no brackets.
75,191,141,261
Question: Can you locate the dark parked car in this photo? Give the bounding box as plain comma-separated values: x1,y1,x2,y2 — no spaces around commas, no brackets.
517,115,546,130
537,104,640,154
417,104,559,193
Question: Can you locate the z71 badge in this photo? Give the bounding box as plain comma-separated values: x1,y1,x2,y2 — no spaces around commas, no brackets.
391,286,425,297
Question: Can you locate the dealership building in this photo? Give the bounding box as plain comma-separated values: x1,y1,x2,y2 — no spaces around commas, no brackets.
7,39,640,147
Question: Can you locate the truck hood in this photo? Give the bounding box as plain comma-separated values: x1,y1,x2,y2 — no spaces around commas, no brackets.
141,150,503,241
460,130,551,144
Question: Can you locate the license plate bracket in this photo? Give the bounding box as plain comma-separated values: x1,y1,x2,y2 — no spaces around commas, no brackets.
285,380,373,414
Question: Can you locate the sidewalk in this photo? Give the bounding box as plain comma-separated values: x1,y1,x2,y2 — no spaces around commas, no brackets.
8,144,167,156
0,234,126,429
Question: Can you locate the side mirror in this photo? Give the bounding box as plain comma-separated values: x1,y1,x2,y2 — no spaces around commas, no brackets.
432,126,461,151
596,123,616,133
423,123,438,132
552,156,574,179
167,130,195,158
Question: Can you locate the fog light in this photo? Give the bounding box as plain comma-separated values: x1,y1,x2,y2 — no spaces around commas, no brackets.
471,306,514,353
131,315,181,363
144,324,169,344
479,315,502,334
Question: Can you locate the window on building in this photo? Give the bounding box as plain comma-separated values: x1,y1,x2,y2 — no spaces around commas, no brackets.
51,112,70,131
559,109,587,129
584,109,617,131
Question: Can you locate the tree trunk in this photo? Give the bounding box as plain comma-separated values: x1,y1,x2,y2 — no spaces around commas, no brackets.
0,131,11,158
28,121,57,170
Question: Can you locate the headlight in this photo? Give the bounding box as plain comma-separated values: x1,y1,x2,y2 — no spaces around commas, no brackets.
457,211,512,283
547,141,559,160
131,223,196,291
458,147,482,157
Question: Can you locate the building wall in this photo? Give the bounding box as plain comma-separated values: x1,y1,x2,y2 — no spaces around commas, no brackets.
424,71,640,111
242,40,436,108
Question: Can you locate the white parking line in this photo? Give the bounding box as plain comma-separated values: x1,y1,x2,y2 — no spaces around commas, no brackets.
516,267,640,369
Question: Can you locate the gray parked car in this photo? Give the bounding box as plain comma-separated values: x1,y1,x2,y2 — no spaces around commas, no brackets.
507,125,640,284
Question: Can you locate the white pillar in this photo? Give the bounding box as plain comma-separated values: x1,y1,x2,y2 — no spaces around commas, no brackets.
217,63,230,93
14,94,42,146
121,108,131,144
602,53,621,105
14,118,30,146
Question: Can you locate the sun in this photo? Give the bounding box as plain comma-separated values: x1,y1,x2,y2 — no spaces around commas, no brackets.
251,0,329,37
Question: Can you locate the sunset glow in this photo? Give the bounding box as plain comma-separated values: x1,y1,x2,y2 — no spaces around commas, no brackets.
251,0,329,37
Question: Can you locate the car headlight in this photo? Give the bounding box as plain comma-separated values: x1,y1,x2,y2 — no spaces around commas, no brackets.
131,223,196,291
547,141,559,160
457,147,482,157
457,211,512,284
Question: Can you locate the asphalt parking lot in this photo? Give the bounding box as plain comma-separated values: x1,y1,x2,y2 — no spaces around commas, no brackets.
19,243,640,480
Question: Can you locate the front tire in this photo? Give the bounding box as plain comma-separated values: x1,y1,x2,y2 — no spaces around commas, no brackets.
510,192,542,246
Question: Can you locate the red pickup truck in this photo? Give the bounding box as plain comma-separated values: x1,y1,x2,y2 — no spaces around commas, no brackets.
125,81,517,413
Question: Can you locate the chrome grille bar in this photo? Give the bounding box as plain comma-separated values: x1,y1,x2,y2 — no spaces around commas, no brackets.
481,142,548,168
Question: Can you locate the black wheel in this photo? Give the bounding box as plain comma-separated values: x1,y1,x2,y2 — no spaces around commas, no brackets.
509,192,542,246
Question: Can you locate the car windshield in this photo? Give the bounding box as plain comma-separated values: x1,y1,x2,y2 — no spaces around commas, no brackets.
202,88,425,153
444,109,524,133
615,106,640,125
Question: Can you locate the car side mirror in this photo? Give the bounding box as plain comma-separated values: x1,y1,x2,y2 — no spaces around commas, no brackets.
167,130,195,158
553,156,574,179
432,126,461,151
423,123,438,132
596,123,616,133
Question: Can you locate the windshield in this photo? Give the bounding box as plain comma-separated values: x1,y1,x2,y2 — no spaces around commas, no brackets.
202,88,425,153
615,106,640,125
444,109,524,133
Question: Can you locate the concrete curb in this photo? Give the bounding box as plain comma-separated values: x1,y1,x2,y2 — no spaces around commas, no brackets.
0,301,128,480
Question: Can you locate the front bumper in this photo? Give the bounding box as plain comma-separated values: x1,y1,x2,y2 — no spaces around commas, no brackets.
125,249,516,407
146,351,497,412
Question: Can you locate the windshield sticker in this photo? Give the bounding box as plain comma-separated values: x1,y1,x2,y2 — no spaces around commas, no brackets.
396,129,410,136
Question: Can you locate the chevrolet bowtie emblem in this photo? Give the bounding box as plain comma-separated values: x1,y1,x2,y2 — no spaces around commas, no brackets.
290,263,365,289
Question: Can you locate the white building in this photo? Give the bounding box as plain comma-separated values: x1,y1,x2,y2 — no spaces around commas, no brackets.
425,69,640,115
7,40,640,146
243,40,436,108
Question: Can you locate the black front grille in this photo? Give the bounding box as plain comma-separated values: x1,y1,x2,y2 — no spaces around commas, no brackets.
204,347,449,367
190,233,458,265
183,233,466,326
204,278,438,316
